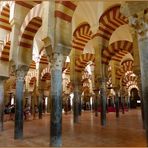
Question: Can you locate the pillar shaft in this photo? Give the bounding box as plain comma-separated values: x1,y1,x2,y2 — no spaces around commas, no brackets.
38,91,43,119
47,97,51,113
50,53,64,147
0,79,5,131
73,84,81,123
14,66,28,139
138,38,148,132
94,90,99,116
99,78,107,126
115,89,120,118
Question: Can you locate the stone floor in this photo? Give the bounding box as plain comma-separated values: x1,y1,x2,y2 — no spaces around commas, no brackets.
0,108,147,147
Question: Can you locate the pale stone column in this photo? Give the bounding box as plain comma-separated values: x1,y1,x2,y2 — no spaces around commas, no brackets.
14,66,28,139
0,78,7,131
50,52,64,147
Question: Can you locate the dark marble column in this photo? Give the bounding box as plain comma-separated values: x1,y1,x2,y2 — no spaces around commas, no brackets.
73,84,81,123
14,66,28,139
77,84,82,116
94,90,99,117
99,78,107,126
115,88,119,118
50,53,64,147
138,37,148,143
38,90,43,119
47,97,51,113
0,78,6,131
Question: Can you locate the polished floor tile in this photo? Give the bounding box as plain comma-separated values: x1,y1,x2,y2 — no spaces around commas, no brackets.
0,109,147,147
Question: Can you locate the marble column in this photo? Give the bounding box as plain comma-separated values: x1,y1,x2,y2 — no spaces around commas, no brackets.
14,66,28,139
131,28,145,127
128,11,148,143
78,84,82,116
50,52,64,147
114,88,120,118
93,89,99,117
70,49,82,123
47,97,51,113
0,78,6,131
99,77,107,126
138,37,148,142
120,88,125,114
73,82,81,123
38,90,43,119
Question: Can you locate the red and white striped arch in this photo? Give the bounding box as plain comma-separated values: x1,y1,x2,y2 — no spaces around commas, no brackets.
128,84,139,94
29,77,37,85
55,1,78,23
93,4,128,44
122,72,137,87
0,33,11,61
27,70,38,85
116,60,133,80
41,67,50,81
72,23,93,51
75,53,95,72
0,2,11,31
15,1,42,9
39,47,49,65
102,40,133,65
29,60,36,69
39,55,48,65
19,4,43,54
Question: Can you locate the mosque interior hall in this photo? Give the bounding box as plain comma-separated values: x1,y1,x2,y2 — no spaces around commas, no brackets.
0,0,148,147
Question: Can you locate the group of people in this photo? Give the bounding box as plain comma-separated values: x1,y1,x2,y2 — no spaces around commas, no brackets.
4,98,40,120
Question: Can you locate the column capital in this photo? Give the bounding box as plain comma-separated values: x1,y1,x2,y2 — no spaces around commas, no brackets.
16,65,29,81
55,43,71,57
50,52,64,70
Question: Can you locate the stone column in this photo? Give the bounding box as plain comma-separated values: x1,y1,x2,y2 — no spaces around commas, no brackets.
138,36,148,142
72,81,81,123
99,77,107,126
47,96,51,113
70,49,82,123
114,87,120,118
128,10,148,143
78,84,82,116
131,27,144,127
93,89,99,116
120,87,125,114
50,52,64,147
0,78,7,131
38,89,43,119
14,66,28,139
